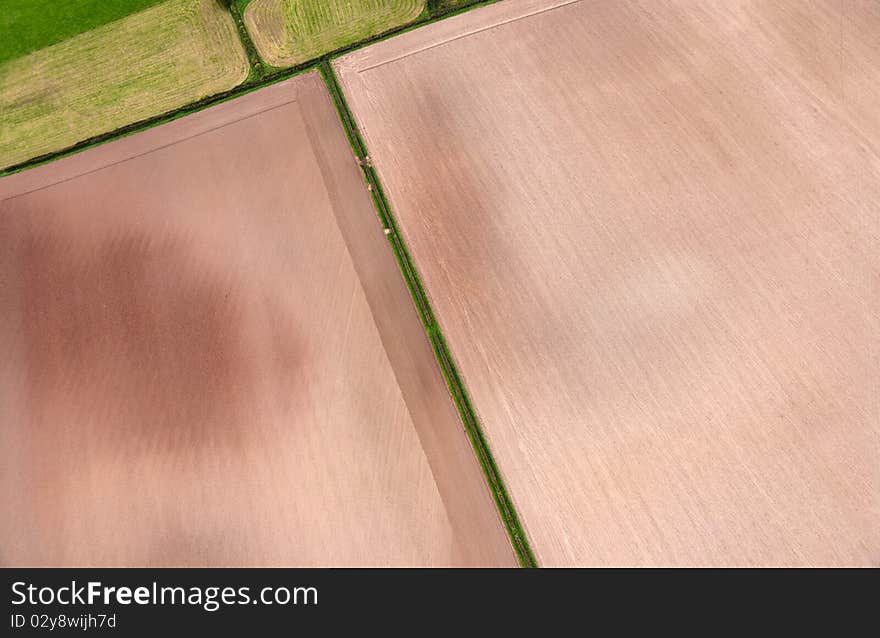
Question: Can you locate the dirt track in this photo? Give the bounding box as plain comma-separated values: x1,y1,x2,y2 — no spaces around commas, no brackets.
0,72,513,567
336,0,880,566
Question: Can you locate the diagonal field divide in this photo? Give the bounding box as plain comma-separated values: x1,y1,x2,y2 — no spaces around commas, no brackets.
1,0,537,566
319,60,537,568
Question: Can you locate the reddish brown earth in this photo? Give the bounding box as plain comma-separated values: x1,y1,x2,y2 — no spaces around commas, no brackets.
336,0,880,565
0,73,514,566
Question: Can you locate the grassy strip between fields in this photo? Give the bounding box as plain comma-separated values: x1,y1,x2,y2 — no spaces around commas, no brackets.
2,0,495,176
319,60,537,568
0,0,534,567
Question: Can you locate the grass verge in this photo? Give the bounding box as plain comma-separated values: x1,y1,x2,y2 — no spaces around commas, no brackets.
320,60,537,568
0,0,535,567
1,0,500,176
0,0,249,169
428,0,483,12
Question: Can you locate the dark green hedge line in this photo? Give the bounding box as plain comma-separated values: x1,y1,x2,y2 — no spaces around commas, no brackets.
1,0,536,567
0,62,312,177
1,0,500,176
320,60,537,568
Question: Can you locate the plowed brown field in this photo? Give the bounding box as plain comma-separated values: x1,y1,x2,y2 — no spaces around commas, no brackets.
0,72,514,567
336,0,880,566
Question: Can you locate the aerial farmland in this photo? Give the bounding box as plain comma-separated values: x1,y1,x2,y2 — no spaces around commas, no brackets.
0,0,249,168
1,0,878,577
335,0,880,566
245,0,427,66
0,71,512,567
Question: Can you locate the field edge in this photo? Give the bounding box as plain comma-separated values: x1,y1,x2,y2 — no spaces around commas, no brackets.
1,0,497,177
319,60,538,568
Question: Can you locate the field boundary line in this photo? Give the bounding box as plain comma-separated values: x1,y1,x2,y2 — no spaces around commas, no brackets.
0,64,315,177
1,1,498,177
1,99,301,202
0,0,538,566
320,60,538,568
355,0,581,73
229,0,268,80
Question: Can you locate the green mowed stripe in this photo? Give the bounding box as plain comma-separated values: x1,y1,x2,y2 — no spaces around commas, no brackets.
245,0,425,67
0,0,167,65
0,0,249,169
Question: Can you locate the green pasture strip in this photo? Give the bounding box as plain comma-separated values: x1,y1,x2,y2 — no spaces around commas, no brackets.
244,0,428,68
0,0,166,64
0,63,314,178
227,0,266,80
320,60,537,568
253,0,502,70
2,0,500,175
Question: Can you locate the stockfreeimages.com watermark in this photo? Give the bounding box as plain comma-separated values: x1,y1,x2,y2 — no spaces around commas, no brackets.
11,581,318,613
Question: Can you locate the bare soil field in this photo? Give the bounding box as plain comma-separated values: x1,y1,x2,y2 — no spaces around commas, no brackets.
336,0,880,566
0,72,514,567
0,0,249,170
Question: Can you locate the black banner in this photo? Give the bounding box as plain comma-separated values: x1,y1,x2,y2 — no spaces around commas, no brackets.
2,568,872,634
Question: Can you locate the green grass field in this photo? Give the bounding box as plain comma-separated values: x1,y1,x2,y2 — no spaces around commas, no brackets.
0,0,249,169
0,0,167,65
431,0,479,11
244,0,426,67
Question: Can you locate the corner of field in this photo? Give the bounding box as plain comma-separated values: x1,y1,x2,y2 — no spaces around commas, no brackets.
318,59,538,568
